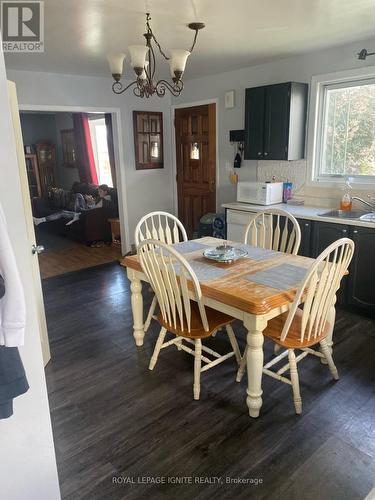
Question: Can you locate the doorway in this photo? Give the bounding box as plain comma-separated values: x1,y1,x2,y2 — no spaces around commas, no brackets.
19,110,125,279
174,103,217,238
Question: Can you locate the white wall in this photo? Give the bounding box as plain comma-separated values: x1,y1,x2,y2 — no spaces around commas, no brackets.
0,52,60,499
6,69,174,246
173,35,375,209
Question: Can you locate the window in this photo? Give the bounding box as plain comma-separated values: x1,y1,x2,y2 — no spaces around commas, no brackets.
314,75,375,182
89,117,113,187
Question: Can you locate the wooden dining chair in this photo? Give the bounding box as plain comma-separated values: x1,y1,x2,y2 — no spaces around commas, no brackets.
135,211,188,333
138,239,241,400
236,237,355,414
243,208,301,255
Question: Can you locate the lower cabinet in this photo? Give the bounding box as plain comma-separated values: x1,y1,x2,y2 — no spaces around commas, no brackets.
308,221,375,312
311,221,349,257
347,226,375,312
296,218,312,257
311,221,350,305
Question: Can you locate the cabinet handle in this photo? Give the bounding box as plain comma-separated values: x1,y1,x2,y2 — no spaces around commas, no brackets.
264,152,268,156
353,230,358,234
342,229,347,234
305,223,309,227
258,152,262,156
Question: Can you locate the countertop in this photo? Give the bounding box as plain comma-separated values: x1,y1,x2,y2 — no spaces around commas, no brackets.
222,202,375,229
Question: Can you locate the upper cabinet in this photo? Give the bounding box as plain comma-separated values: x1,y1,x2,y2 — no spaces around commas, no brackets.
244,82,308,161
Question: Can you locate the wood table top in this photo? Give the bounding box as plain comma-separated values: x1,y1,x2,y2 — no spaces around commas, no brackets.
122,237,317,315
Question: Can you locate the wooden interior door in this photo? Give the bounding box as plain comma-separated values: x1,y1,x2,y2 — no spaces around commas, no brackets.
175,103,216,238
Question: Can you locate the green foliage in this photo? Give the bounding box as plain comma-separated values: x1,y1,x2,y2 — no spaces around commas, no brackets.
322,83,375,176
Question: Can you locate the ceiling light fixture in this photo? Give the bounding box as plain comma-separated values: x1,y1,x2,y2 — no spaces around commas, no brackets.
357,48,375,60
107,13,205,98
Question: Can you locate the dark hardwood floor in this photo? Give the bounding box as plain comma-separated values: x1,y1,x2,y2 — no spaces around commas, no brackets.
43,263,375,500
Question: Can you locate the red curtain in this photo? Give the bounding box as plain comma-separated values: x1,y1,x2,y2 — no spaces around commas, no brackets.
105,113,116,188
73,113,98,185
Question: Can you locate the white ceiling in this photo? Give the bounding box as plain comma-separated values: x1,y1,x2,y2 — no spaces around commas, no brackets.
4,0,375,79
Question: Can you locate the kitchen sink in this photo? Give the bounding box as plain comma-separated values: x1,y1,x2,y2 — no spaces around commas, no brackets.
318,209,372,219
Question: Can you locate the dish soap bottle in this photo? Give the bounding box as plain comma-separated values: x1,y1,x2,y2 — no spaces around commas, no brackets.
340,178,352,211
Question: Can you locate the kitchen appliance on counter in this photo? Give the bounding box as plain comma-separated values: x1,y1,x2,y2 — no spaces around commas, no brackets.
237,181,283,205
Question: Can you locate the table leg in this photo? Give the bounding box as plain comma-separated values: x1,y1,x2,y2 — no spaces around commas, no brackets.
244,313,268,418
127,269,144,347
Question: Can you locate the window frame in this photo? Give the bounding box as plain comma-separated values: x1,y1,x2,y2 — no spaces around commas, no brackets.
307,65,375,188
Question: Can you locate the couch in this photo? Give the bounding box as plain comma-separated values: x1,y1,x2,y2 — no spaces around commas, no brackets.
32,183,119,245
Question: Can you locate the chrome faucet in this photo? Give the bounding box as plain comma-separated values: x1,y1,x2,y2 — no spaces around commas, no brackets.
351,195,375,211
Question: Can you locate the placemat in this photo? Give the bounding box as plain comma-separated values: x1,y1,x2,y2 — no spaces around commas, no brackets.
235,244,280,261
245,263,307,290
172,241,211,254
175,261,231,282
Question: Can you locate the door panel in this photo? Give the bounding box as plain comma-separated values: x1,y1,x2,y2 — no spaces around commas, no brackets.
7,82,51,365
244,86,265,160
264,83,290,160
348,227,375,311
297,218,312,257
311,221,349,305
175,104,216,238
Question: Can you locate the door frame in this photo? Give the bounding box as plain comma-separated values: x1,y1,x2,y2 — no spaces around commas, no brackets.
17,103,130,254
170,98,219,216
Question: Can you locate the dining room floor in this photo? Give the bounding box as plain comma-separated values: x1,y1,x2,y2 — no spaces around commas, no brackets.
43,262,375,500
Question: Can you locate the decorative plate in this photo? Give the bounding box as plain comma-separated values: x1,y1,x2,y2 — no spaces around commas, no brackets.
203,247,247,263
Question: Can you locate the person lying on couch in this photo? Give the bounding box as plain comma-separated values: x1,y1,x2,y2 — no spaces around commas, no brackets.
33,184,112,226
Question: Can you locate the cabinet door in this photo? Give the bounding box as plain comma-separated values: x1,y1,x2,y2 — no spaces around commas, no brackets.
296,218,312,257
311,222,349,305
348,227,375,312
263,83,291,160
244,86,265,160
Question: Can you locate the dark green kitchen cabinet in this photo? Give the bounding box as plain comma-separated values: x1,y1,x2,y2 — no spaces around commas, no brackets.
347,226,375,312
244,82,308,161
311,221,350,305
311,222,349,257
296,218,312,257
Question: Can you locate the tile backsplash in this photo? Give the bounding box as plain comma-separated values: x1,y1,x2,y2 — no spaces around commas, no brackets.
256,159,375,208
257,160,307,194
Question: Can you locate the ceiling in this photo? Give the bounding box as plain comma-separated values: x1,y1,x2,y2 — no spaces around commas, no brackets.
4,0,375,79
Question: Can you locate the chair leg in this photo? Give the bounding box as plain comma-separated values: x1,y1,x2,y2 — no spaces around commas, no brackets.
193,339,202,400
144,296,157,333
236,346,248,382
320,338,339,380
226,324,241,365
288,349,302,414
274,343,282,355
176,336,183,351
149,327,167,370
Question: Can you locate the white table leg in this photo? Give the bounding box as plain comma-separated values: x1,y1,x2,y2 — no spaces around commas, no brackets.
244,313,268,418
127,269,144,347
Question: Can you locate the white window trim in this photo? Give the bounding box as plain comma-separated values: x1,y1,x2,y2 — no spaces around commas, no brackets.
306,65,375,190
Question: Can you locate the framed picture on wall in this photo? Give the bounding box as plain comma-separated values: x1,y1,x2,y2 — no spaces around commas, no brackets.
61,128,76,167
133,111,163,169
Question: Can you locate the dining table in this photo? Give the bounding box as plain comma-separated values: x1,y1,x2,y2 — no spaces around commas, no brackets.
121,236,336,418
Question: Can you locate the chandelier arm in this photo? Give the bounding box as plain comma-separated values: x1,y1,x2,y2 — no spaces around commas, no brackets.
155,79,184,97
150,44,156,80
112,80,139,95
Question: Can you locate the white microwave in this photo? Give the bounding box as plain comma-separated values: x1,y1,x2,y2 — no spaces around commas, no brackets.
237,181,283,205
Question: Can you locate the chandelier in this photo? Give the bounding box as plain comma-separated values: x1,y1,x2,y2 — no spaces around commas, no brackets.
107,13,205,98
